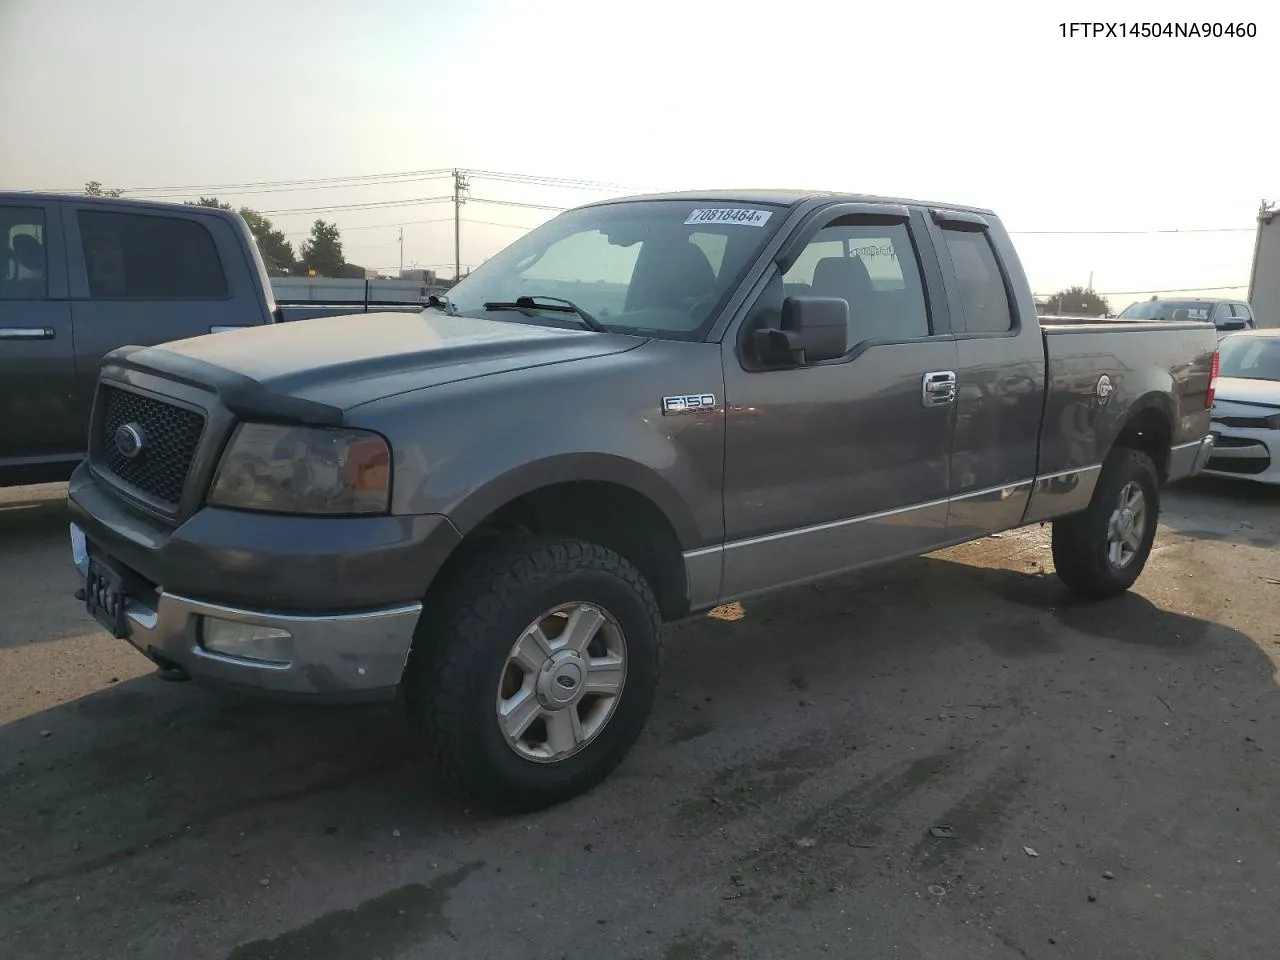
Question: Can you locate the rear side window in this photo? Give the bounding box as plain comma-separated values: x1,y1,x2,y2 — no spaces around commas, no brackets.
1,206,48,300
77,210,228,300
942,228,1013,334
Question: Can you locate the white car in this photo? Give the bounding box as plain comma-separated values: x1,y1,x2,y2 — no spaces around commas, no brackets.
1205,330,1280,485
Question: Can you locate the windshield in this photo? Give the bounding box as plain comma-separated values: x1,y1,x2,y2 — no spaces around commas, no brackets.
1117,299,1213,321
1218,336,1280,382
441,200,785,339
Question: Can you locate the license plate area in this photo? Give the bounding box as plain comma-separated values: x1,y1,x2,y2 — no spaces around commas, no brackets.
86,556,130,639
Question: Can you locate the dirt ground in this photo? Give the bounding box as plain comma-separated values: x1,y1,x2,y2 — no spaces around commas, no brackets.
1,478,1278,960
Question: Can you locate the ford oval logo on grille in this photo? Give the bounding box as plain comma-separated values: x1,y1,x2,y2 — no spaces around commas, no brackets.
114,422,146,459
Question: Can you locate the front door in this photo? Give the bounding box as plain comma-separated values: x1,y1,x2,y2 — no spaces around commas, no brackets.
718,207,959,600
0,200,78,481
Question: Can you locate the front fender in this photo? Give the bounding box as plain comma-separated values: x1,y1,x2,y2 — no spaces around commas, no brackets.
353,339,728,550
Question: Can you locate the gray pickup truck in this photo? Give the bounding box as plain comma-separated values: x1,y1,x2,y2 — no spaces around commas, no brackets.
66,190,1219,811
0,192,421,486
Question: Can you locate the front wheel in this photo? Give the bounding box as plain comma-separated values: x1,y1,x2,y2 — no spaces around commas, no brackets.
403,537,662,813
1051,448,1161,600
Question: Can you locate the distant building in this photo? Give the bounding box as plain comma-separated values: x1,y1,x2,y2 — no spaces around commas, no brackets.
400,268,437,283
1248,201,1280,328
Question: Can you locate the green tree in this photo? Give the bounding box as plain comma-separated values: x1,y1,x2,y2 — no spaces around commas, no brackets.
184,198,295,275
188,196,232,209
1045,286,1111,317
299,219,344,277
238,208,295,275
84,180,124,197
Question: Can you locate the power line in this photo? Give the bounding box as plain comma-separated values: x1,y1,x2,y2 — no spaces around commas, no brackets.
1036,284,1248,297
135,173,453,201
1012,227,1253,235
32,168,455,196
467,169,632,191
468,196,568,212
463,217,548,230
261,195,454,215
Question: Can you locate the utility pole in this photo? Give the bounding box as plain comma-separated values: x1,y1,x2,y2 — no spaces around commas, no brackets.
453,169,470,283
398,227,404,275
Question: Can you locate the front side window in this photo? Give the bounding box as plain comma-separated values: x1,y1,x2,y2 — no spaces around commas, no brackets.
78,210,228,300
942,228,1013,334
443,200,785,339
782,221,931,343
1,206,48,300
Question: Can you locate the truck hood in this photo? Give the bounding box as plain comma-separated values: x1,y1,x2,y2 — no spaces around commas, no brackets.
1213,377,1280,408
135,311,643,409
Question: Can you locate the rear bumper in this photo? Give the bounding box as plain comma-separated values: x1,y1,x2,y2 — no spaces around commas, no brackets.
1167,435,1215,483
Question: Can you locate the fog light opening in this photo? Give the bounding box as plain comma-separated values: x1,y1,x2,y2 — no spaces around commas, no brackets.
199,617,293,666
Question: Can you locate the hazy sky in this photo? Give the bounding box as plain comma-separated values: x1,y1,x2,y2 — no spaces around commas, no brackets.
2,0,1274,306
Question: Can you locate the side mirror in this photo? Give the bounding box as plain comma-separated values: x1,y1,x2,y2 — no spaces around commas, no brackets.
1216,317,1247,331
753,296,849,366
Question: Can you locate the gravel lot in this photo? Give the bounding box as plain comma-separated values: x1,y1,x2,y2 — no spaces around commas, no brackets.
1,478,1278,960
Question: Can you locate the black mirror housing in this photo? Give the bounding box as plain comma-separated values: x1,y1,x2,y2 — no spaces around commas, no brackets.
1216,317,1247,331
753,296,849,365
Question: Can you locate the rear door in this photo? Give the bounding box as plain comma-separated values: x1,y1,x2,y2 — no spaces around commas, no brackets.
925,211,1046,538
62,204,245,443
0,200,80,474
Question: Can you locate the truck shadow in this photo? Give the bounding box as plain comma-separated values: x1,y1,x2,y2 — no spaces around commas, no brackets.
2,547,1277,960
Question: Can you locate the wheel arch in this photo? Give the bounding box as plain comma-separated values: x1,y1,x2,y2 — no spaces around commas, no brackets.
433,455,701,622
1107,392,1175,479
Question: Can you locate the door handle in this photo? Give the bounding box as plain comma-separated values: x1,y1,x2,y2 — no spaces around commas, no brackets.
0,327,55,340
921,370,957,408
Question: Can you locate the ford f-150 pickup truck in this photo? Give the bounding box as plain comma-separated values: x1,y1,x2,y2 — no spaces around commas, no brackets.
0,192,423,486
65,190,1219,812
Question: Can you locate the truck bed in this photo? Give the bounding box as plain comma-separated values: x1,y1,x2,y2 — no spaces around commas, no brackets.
1032,319,1216,505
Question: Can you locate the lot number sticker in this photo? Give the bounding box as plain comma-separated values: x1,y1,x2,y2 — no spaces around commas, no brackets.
684,207,773,227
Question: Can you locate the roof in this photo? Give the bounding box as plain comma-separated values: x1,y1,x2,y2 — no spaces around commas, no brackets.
0,191,240,216
578,188,995,216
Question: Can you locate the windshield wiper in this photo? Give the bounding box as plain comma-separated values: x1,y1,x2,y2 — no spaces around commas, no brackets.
481,295,608,333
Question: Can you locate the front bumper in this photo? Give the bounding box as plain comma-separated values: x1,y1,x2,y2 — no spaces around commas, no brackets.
73,524,419,701
1201,425,1279,485
67,461,463,701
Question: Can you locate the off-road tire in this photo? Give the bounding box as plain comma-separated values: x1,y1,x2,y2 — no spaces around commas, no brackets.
1051,447,1161,600
403,536,662,813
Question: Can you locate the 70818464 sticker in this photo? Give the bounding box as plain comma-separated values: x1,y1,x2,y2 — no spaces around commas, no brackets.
683,208,773,227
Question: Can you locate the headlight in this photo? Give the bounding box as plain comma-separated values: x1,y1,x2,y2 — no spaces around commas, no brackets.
207,423,391,515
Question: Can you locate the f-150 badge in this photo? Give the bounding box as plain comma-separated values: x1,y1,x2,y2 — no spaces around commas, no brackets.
662,394,717,415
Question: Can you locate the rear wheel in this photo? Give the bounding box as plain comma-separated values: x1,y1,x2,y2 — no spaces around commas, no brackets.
1051,447,1161,599
403,537,661,813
